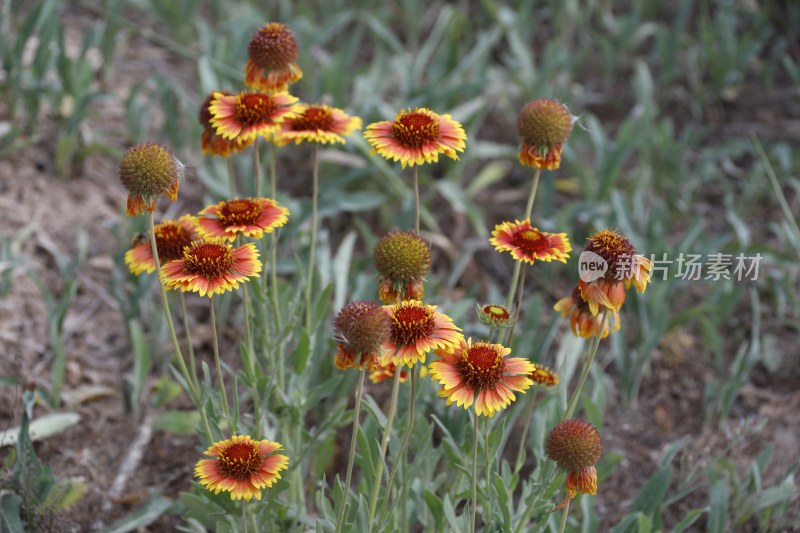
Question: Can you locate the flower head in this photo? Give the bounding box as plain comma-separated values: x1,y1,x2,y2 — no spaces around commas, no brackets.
554,285,621,338
546,419,603,510
195,435,288,501
197,198,289,241
529,363,559,387
125,215,198,275
199,91,254,157
333,301,391,370
161,239,261,297
119,143,183,216
490,220,571,265
210,91,298,142
517,98,574,170
274,104,362,146
364,107,466,168
429,338,535,417
369,362,410,384
381,300,463,367
245,22,303,93
476,303,513,329
578,229,652,315
373,231,431,303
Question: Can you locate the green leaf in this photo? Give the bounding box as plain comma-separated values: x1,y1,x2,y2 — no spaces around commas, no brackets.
100,495,173,533
672,508,707,533
0,412,81,447
0,494,24,533
42,477,88,510
630,467,671,517
154,410,201,435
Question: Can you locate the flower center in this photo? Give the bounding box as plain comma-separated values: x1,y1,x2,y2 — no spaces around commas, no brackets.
234,94,278,128
390,303,436,347
483,305,509,321
512,229,550,254
183,242,235,278
585,230,636,280
248,23,299,70
218,442,263,480
154,222,194,263
456,342,505,390
391,112,440,148
292,106,334,131
217,199,262,227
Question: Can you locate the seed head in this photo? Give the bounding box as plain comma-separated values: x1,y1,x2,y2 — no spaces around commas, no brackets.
119,143,182,215
546,419,603,474
373,231,431,284
248,22,299,71
333,301,391,356
517,98,573,148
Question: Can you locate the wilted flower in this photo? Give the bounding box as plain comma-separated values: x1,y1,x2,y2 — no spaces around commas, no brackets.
364,107,466,168
516,98,574,170
381,300,463,367
333,301,391,370
197,198,289,241
429,338,535,417
373,231,431,303
119,143,183,216
490,220,571,265
161,239,261,297
274,104,362,146
546,419,603,510
125,215,198,275
195,435,288,501
245,22,303,93
554,286,621,338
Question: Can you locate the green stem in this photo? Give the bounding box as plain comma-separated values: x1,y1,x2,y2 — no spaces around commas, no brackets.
335,367,366,533
242,501,249,533
367,363,402,526
412,166,420,233
484,416,492,530
513,389,538,474
513,460,556,533
305,144,319,331
267,143,285,389
563,312,608,421
470,413,479,533
179,292,199,393
504,264,528,346
254,137,261,198
558,498,571,533
209,296,231,423
381,366,417,512
524,168,542,221
226,157,236,199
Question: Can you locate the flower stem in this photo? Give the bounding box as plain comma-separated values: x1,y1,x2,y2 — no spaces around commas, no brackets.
524,168,542,221
381,365,417,512
209,296,231,423
470,412,479,533
242,501,249,533
558,498,571,533
179,292,199,393
335,367,366,533
305,144,319,331
563,312,608,421
484,416,492,530
367,363,402,526
513,389,538,474
254,137,261,197
267,143,285,390
513,460,556,533
412,166,420,233
226,157,236,199
504,264,528,346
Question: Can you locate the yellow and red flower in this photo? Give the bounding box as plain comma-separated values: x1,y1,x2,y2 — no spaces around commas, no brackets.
490,220,571,265
119,143,183,216
530,363,559,387
125,215,198,275
380,300,463,367
195,435,288,501
429,338,535,417
274,104,362,146
369,362,410,384
476,303,513,329
554,286,621,338
161,239,261,297
546,419,603,510
199,91,253,157
517,98,574,170
332,301,391,371
210,91,298,143
197,198,289,241
364,107,466,168
578,229,652,316
245,22,303,93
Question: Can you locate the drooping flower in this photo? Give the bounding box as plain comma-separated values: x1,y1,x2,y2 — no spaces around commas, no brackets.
554,285,621,338
476,303,513,329
119,143,183,216
429,338,535,417
161,239,261,297
490,220,571,265
529,363,559,387
199,91,253,157
546,419,603,510
195,435,288,501
578,229,652,316
517,98,574,170
125,215,198,275
381,300,463,368
210,91,298,143
364,107,467,169
197,198,289,241
274,104,362,146
373,231,431,303
333,301,391,371
245,22,303,93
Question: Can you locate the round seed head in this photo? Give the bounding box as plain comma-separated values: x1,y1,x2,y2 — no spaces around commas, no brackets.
516,98,573,148
119,143,182,200
248,22,299,71
333,301,391,356
546,419,603,473
373,231,431,283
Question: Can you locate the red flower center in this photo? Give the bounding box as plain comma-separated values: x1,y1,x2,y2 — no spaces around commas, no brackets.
234,94,278,128
184,242,235,278
218,441,263,480
292,106,334,131
512,228,551,255
217,199,263,227
392,112,440,148
390,303,436,347
154,222,194,262
456,342,505,390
